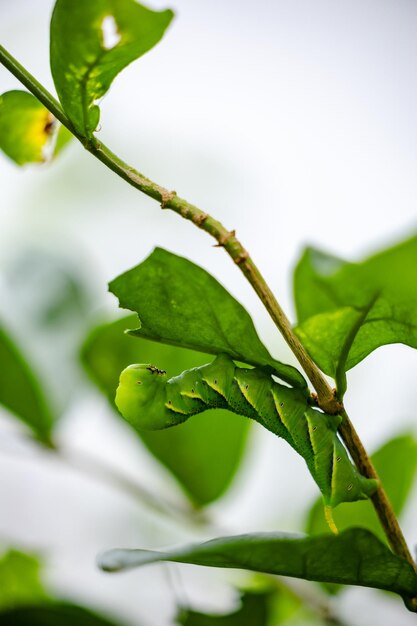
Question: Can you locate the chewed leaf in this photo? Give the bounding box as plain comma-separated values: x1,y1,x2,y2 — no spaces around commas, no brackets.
0,91,54,165
50,0,174,136
81,316,251,507
109,247,306,388
98,528,417,610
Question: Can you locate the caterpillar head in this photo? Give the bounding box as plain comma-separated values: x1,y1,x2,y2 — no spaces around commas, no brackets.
115,364,169,430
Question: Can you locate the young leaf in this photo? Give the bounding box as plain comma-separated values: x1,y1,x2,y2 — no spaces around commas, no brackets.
306,434,417,540
109,248,306,388
81,316,250,506
0,91,59,165
98,528,417,609
176,590,272,626
50,0,174,136
0,550,49,611
0,604,125,626
0,323,54,446
293,235,417,389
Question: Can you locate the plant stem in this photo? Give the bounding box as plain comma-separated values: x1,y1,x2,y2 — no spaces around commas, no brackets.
0,45,73,130
91,142,337,410
57,445,208,527
339,410,417,575
1,45,415,581
0,430,205,527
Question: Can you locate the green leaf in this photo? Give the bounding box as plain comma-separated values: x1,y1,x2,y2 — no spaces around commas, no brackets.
306,434,417,540
54,124,73,157
81,315,250,506
0,91,61,165
98,528,417,609
50,0,174,136
0,550,49,611
293,235,417,388
0,322,54,446
0,604,125,626
0,550,125,625
109,248,306,389
176,591,272,626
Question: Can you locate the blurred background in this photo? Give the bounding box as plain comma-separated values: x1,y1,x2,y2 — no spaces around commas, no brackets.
0,0,417,624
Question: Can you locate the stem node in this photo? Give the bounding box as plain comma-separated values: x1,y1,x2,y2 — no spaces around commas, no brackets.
160,189,176,208
192,211,209,226
1,42,415,576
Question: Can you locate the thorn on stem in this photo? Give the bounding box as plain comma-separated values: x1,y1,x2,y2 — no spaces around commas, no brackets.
214,229,236,247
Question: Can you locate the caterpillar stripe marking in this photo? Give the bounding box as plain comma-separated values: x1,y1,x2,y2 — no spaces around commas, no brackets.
115,354,378,521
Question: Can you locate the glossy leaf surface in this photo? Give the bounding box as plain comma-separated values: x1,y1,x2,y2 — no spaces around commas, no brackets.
98,528,417,608
81,316,250,506
293,236,417,390
109,248,306,388
50,0,173,136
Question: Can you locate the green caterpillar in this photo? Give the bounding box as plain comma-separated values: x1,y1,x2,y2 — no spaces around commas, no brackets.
115,354,377,527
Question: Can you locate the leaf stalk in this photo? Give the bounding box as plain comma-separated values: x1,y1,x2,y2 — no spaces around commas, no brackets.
1,44,416,584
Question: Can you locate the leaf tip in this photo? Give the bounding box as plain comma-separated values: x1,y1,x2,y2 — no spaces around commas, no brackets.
97,549,123,572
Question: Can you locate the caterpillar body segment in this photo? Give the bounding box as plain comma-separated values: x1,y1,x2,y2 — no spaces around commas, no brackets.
115,355,378,509
115,364,172,430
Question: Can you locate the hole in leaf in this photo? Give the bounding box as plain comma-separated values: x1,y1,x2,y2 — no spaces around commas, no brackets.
101,15,121,50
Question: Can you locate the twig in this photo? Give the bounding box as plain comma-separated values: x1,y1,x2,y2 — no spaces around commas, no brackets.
271,578,350,626
57,445,208,527
0,44,415,584
0,430,207,527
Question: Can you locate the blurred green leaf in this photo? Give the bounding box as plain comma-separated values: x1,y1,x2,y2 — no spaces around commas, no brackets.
0,549,126,625
265,584,312,626
98,528,417,608
0,322,54,445
0,91,57,165
0,604,125,626
0,550,48,611
109,248,306,389
306,434,417,540
54,124,73,157
81,315,250,506
50,0,174,136
3,248,95,418
293,236,417,391
176,590,272,626
5,248,92,329
177,582,337,626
